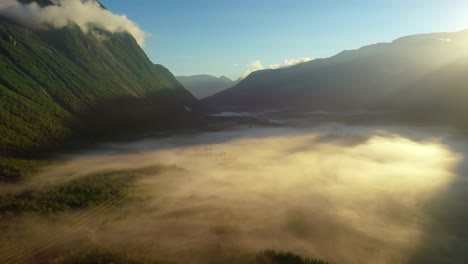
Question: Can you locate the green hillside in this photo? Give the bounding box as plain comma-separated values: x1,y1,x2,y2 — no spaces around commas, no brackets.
0,16,197,180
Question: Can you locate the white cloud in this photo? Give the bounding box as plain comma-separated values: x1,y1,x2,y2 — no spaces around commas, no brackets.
269,57,314,69
241,57,314,79
0,0,147,46
241,60,264,79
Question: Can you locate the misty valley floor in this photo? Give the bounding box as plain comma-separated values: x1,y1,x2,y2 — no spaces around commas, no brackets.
1,120,468,264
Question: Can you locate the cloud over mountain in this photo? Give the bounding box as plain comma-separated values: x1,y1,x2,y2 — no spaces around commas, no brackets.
241,57,314,79
0,0,146,46
241,60,264,79
269,57,314,69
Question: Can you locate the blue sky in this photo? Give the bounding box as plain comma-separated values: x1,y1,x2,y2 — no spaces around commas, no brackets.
100,0,468,80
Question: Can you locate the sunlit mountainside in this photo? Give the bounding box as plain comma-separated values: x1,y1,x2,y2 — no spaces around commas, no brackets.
205,30,468,129
0,0,198,180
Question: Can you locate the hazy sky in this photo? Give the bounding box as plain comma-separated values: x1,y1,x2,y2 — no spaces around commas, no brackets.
100,0,468,80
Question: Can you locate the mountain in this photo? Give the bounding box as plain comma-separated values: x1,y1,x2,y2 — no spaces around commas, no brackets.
177,74,239,99
203,30,468,126
0,1,198,180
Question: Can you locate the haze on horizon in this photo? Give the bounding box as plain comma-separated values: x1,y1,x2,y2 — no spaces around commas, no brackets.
100,0,468,80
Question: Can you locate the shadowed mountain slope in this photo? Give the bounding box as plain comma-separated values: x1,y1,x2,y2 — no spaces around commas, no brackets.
204,30,468,128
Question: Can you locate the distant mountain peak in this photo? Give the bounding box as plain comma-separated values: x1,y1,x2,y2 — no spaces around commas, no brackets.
218,75,232,82
176,74,239,99
391,29,468,45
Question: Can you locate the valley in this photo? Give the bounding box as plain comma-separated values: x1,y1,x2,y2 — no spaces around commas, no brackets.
1,1,468,263
2,116,468,263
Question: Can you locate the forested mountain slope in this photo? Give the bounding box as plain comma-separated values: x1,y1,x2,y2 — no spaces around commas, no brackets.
0,1,198,180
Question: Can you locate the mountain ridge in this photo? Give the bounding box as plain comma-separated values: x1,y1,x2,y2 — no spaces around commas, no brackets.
177,74,239,99
203,29,468,125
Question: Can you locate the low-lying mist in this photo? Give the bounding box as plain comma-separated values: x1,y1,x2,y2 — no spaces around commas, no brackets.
2,124,467,264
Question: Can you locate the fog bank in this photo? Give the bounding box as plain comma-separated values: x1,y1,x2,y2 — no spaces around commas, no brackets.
2,124,466,263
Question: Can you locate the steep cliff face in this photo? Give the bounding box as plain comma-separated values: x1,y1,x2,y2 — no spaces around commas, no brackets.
0,1,198,179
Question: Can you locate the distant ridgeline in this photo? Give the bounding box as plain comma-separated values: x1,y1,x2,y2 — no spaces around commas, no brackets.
177,75,240,99
204,30,468,129
0,0,198,180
